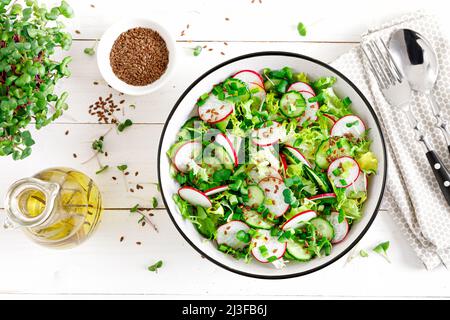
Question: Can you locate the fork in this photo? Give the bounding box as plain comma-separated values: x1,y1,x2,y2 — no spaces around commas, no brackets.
362,39,450,205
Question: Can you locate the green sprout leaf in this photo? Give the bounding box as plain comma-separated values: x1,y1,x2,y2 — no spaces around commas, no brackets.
373,241,390,263
151,197,158,209
359,249,369,258
193,46,202,56
84,47,95,56
95,165,109,175
297,22,307,37
117,164,128,172
117,119,133,132
148,260,163,272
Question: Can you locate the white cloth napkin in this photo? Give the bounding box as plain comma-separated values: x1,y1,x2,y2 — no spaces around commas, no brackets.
331,11,450,270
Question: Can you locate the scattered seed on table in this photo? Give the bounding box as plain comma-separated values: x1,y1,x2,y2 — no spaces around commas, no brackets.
105,152,108,157
75,30,81,34
120,236,124,242
120,100,125,104
135,171,139,176
90,4,95,8
136,241,142,245
224,42,228,46
125,172,130,176
112,176,117,181
130,188,134,193
73,153,77,158
225,17,230,21
65,130,69,136
186,24,190,29
220,52,225,55
93,81,99,85
208,48,213,51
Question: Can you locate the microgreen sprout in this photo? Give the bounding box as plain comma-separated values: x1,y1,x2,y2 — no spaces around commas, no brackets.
148,260,163,272
297,22,307,37
0,0,74,160
130,204,158,232
117,119,133,132
192,46,202,56
373,241,391,263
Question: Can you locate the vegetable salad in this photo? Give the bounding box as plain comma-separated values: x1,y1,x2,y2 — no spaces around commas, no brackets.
167,67,378,268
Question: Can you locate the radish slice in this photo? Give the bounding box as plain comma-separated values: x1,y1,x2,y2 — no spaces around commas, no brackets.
249,166,282,183
205,185,229,196
258,177,289,218
283,145,312,168
198,94,234,124
287,82,315,95
232,69,264,87
215,133,238,167
252,121,286,147
249,82,266,106
331,115,366,139
327,212,349,244
178,186,212,208
307,193,337,201
345,171,367,197
298,91,319,125
217,221,250,250
173,141,202,173
327,157,360,188
251,229,287,263
281,210,317,231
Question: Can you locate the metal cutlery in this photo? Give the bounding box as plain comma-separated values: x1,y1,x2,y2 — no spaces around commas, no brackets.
388,29,450,155
362,39,450,205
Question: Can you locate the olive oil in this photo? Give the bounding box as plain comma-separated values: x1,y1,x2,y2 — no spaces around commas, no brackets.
4,167,103,248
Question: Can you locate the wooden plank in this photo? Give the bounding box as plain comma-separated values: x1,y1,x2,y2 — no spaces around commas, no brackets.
61,0,449,42
0,208,446,297
55,41,356,124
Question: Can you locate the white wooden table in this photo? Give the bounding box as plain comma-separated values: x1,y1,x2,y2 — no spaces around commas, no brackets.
1,0,449,299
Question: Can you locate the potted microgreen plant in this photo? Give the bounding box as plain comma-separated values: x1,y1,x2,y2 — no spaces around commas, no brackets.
0,0,73,160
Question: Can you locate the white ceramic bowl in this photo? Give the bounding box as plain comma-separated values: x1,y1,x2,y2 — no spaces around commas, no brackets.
158,52,387,279
97,18,176,96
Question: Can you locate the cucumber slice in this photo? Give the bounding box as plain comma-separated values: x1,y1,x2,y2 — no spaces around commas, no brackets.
280,91,306,118
203,143,234,170
315,138,352,170
203,156,224,170
310,217,334,241
245,185,265,208
286,240,312,261
304,165,331,193
177,117,202,141
243,210,274,230
223,78,251,101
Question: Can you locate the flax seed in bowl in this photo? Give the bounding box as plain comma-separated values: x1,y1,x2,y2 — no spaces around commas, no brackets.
97,18,176,96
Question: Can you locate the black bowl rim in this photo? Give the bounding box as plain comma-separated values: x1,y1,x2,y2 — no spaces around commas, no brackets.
157,51,388,280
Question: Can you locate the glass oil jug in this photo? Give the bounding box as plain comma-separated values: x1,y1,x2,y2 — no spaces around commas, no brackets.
3,167,103,248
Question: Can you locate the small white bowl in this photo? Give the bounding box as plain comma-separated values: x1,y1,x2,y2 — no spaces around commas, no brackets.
97,18,176,96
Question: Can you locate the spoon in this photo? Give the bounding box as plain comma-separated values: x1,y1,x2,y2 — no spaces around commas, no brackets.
388,29,450,154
